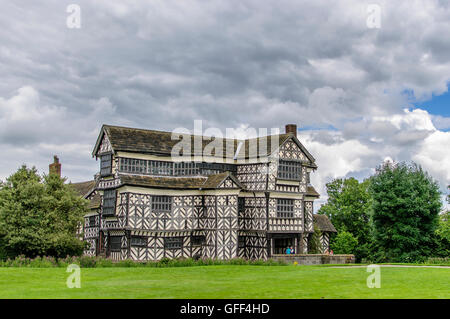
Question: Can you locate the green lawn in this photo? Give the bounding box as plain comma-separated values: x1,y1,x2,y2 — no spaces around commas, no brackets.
0,265,448,299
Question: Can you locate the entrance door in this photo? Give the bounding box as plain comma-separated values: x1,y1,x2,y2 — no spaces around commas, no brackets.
273,237,294,254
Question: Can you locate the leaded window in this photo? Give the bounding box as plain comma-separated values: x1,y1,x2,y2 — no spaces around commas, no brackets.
174,162,199,176
110,236,121,252
130,236,147,247
198,162,236,175
238,197,245,213
100,153,112,176
238,236,245,248
277,199,294,218
152,196,172,212
118,157,237,177
149,161,173,175
119,158,147,174
89,216,96,227
191,236,205,246
277,160,302,180
164,237,183,249
103,189,116,216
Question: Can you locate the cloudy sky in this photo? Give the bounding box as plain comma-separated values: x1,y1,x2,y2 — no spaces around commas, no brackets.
1,0,449,209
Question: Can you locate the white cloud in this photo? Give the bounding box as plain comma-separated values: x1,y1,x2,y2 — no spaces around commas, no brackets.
0,1,449,209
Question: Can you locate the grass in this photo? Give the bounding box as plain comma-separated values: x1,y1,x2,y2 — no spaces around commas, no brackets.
0,265,448,299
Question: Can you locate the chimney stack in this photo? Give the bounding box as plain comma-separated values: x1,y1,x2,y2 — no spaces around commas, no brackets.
285,124,297,137
49,155,61,177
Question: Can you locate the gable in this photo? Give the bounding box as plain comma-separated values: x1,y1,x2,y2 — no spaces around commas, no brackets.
277,136,316,166
217,176,240,189
93,129,113,157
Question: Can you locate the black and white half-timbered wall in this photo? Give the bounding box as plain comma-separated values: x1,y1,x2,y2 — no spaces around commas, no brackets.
72,124,336,261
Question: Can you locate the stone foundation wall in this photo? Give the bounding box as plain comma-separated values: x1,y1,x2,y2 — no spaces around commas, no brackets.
272,254,355,265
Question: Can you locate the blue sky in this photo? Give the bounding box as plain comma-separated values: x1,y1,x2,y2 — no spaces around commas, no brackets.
415,88,450,118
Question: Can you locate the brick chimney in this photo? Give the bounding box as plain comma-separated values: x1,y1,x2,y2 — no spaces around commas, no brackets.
285,124,297,137
49,155,61,177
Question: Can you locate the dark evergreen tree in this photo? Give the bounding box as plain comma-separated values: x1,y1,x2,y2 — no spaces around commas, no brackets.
369,162,441,262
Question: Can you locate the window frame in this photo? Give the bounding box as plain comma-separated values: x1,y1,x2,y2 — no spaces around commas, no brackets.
238,236,245,248
100,153,113,176
276,198,294,218
191,235,205,246
164,237,183,250
130,236,147,247
151,196,172,213
109,236,122,252
89,216,96,227
102,189,117,216
277,160,302,181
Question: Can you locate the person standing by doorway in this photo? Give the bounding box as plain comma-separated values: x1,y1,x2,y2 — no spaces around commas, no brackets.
286,246,291,254
290,246,295,254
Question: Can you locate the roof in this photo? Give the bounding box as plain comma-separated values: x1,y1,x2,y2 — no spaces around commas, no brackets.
88,193,101,209
306,185,320,198
313,214,337,232
119,172,242,190
92,124,316,165
69,180,100,210
70,180,96,198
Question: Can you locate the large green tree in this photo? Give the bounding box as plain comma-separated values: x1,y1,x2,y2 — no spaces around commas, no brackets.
318,177,372,260
369,162,441,263
0,165,88,259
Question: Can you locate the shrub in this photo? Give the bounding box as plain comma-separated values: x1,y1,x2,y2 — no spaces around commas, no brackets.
331,231,358,255
425,257,450,265
0,255,290,268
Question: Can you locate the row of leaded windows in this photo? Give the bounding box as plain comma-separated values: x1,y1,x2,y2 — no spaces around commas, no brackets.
277,199,294,218
277,160,302,180
118,157,236,176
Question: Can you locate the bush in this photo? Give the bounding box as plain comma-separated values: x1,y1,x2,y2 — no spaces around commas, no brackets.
0,255,290,268
331,231,358,255
425,257,450,265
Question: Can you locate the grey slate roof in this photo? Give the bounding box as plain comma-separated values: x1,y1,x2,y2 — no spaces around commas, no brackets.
69,180,100,209
92,124,317,166
306,185,320,198
119,172,242,190
313,214,337,232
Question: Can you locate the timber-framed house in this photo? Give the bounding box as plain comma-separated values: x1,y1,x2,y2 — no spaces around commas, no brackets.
73,123,336,261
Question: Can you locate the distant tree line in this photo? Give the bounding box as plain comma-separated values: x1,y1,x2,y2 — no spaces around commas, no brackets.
319,161,448,263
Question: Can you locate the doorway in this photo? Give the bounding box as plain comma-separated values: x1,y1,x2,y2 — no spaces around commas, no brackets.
273,237,294,254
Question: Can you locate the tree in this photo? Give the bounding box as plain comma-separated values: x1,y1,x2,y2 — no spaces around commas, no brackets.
369,162,441,263
318,177,372,260
0,165,88,259
433,211,450,257
330,231,358,254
